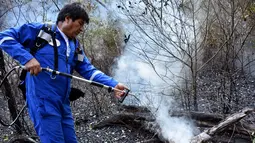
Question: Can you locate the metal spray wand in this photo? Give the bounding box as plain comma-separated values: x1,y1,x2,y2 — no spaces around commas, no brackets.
20,66,140,103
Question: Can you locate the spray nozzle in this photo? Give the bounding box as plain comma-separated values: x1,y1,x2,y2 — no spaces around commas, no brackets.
118,88,130,103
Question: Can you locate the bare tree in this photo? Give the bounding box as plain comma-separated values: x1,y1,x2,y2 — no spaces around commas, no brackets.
116,0,210,111
116,0,255,113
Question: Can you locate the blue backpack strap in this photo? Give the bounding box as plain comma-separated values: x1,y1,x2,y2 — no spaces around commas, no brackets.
31,23,58,71
47,23,58,71
31,23,52,55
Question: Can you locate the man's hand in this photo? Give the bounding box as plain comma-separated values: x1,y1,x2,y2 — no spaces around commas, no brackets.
24,58,41,75
114,83,129,99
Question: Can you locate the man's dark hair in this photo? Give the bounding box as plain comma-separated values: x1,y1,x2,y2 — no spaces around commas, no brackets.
57,2,89,24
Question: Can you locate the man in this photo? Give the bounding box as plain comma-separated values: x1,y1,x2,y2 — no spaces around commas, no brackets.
0,2,127,143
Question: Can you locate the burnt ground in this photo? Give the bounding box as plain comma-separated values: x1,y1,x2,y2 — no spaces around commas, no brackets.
71,91,158,143
196,71,255,112
0,99,158,143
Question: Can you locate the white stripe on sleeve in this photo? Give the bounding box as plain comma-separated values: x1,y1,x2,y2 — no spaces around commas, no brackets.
90,71,103,81
0,37,15,45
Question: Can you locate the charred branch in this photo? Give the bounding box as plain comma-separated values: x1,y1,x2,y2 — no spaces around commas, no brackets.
92,112,155,130
191,108,255,143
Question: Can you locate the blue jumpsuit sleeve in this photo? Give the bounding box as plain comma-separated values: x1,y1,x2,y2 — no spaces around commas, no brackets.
75,50,118,88
0,23,42,65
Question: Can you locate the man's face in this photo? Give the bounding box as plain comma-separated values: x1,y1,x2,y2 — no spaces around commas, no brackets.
63,17,85,39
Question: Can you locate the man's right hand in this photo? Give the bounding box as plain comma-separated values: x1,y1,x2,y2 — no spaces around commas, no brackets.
24,58,41,75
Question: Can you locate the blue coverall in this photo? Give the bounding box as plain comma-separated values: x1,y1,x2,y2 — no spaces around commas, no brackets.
0,23,118,143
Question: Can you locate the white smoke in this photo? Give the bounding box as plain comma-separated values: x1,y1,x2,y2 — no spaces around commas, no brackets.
113,43,196,143
108,1,199,142
154,99,195,143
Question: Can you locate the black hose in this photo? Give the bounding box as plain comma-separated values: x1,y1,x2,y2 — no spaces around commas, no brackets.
0,103,27,126
0,66,27,127
0,66,17,88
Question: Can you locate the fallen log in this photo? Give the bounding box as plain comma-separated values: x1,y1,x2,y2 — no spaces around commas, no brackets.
92,112,155,129
171,111,223,123
190,108,255,143
119,105,224,123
